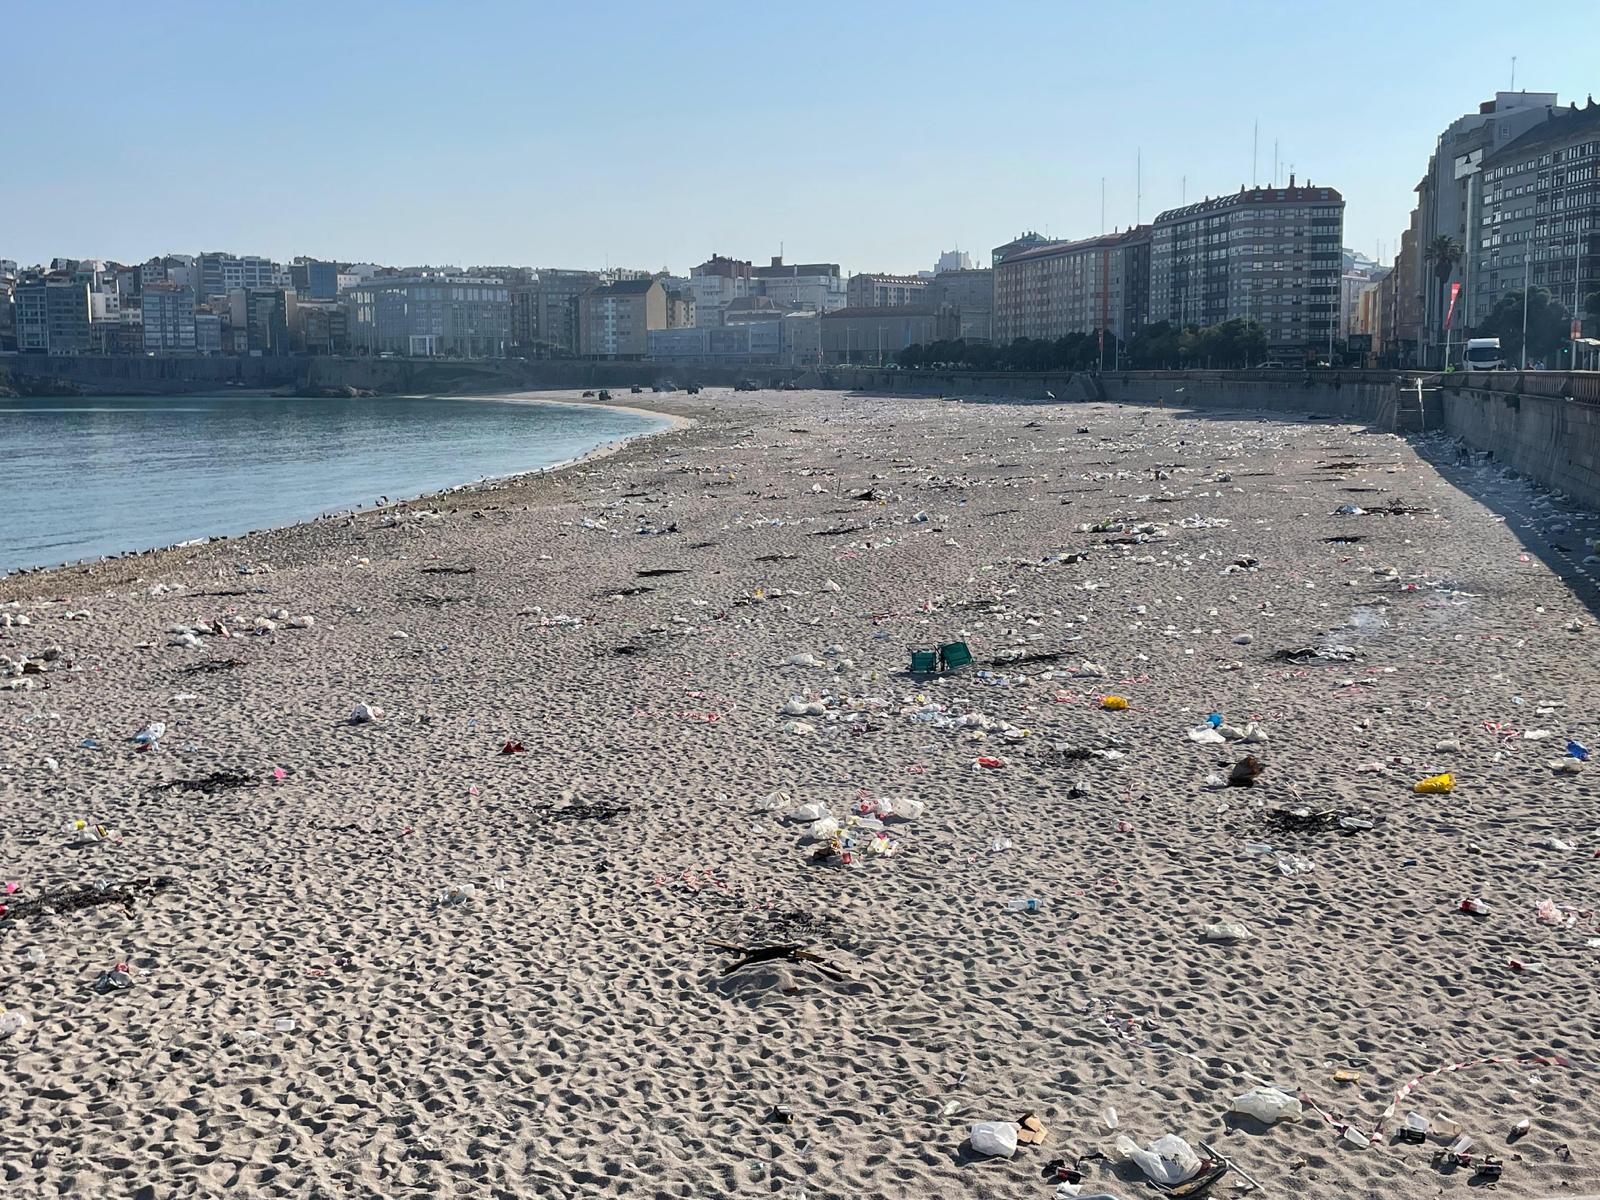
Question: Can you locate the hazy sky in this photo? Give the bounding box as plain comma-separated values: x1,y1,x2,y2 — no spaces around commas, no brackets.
8,0,1599,275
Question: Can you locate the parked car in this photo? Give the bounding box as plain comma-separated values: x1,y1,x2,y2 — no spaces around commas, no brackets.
1252,360,1290,370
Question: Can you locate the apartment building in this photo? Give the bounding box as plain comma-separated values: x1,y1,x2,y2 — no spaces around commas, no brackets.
1407,92,1561,353
846,272,929,308
577,277,666,358
688,255,753,328
345,275,512,357
1474,99,1600,336
531,269,600,353
14,278,91,354
197,252,286,300
751,256,846,313
141,282,197,353
993,227,1150,345
1149,179,1344,352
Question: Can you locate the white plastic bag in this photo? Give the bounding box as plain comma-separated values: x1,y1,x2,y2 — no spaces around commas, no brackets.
791,803,828,823
1230,1086,1303,1123
807,816,840,841
1114,1133,1202,1185
889,796,924,821
969,1121,1019,1157
1203,920,1252,942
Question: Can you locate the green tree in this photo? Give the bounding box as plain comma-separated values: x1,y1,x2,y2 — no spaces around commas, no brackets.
1474,288,1571,366
1424,235,1463,343
1128,321,1180,367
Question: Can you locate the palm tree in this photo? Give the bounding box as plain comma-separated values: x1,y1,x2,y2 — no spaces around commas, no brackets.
1424,235,1463,358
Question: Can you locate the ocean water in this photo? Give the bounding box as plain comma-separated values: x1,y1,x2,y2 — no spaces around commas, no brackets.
0,392,669,573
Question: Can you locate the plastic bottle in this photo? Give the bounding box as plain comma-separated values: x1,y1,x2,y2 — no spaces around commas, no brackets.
1102,1106,1119,1130
1006,898,1042,913
1458,898,1490,914
1431,1110,1463,1139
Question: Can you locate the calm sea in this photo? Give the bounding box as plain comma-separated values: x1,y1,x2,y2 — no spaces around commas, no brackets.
0,392,669,573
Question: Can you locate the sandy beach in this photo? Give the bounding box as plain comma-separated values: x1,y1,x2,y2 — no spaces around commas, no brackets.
2,386,1598,1200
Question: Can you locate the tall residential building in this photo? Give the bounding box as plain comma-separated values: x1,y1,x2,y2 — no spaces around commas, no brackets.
142,283,197,353
1340,264,1389,337
510,282,541,350
345,275,512,357
297,301,349,355
289,259,340,300
195,310,223,355
991,232,1051,266
14,279,91,354
197,252,285,300
751,256,846,312
664,284,695,329
530,269,600,353
688,255,753,327
244,288,298,354
846,273,930,308
1474,99,1600,344
577,277,666,358
1150,179,1344,352
1408,92,1560,360
992,227,1151,345
935,249,974,274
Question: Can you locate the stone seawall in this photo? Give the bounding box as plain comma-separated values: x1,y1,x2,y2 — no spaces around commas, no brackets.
1443,386,1600,510
825,367,1413,429
0,354,808,396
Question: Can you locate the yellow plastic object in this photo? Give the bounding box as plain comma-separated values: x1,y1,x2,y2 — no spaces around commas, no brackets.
1333,1068,1362,1083
1101,695,1129,711
1413,773,1455,794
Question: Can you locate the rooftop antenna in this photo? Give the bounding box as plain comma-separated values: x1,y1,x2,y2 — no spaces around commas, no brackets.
1136,148,1142,225
1273,139,1279,186
1510,55,1517,90
1182,174,1186,204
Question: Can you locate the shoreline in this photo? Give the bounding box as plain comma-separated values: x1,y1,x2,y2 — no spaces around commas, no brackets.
0,389,693,595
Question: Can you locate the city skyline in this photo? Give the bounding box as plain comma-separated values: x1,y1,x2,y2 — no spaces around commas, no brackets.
9,0,1600,274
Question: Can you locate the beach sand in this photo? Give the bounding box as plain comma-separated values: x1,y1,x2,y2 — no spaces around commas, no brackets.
2,387,1597,1199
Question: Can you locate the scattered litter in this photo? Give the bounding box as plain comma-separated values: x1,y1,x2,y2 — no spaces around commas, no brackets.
1230,1087,1303,1123
970,1121,1019,1158
1203,920,1253,943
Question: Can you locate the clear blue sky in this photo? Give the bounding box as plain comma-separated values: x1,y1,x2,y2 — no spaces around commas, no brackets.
7,0,1598,275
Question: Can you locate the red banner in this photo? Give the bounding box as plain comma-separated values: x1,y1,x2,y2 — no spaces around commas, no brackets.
1444,282,1461,331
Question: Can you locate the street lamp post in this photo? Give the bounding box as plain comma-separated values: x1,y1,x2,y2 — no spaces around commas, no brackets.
1520,250,1530,370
